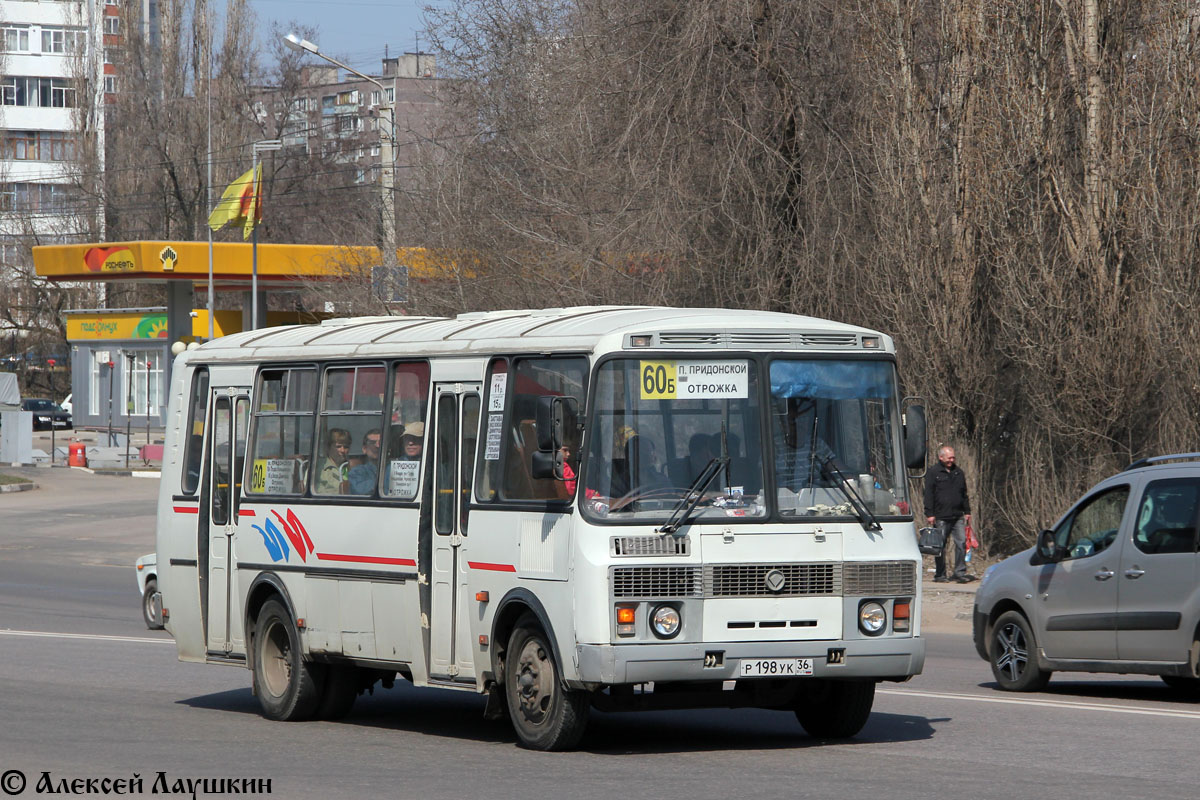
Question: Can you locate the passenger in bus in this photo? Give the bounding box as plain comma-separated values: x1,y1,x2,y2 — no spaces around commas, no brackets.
348,428,382,495
400,422,424,460
315,427,352,494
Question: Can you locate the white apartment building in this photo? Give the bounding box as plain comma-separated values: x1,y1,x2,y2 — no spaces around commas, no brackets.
0,0,109,251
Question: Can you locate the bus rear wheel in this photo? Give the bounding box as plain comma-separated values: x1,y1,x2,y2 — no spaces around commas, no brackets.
504,615,589,750
253,599,324,721
793,679,875,739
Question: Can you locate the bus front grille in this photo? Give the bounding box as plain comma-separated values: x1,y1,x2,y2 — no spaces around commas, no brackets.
611,566,703,598
843,561,916,596
705,563,840,597
610,561,916,599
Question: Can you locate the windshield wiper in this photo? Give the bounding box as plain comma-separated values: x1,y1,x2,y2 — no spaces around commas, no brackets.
819,458,882,532
657,456,730,536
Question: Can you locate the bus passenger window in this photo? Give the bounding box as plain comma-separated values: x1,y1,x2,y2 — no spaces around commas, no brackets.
315,365,387,496
246,368,316,496
382,362,430,500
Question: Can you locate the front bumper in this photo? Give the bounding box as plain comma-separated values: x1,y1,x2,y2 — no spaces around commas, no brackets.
576,636,925,685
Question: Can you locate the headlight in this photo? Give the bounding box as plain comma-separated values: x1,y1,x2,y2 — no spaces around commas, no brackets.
651,605,681,639
859,601,887,636
980,564,998,588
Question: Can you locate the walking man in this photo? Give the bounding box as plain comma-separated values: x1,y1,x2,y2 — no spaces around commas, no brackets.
924,445,974,583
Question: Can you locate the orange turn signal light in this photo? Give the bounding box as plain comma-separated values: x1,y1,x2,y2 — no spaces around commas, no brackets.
893,602,911,619
616,607,636,625
476,591,489,602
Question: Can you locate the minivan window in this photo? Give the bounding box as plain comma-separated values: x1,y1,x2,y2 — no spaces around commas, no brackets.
1055,485,1130,560
1133,479,1199,554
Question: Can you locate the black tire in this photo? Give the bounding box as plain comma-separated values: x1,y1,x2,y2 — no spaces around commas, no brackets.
141,578,164,630
316,665,360,720
989,610,1051,692
504,614,589,750
253,598,325,721
793,680,875,739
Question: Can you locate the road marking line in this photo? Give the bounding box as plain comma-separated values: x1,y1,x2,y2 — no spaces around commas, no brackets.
0,629,174,645
879,688,1200,720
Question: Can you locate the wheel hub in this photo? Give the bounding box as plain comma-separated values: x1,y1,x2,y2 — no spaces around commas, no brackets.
995,623,1028,680
515,641,552,723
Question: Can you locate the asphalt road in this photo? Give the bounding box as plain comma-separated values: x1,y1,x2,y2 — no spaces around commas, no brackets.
2,467,1199,799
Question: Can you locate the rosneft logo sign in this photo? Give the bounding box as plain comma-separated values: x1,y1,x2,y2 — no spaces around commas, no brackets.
83,246,137,273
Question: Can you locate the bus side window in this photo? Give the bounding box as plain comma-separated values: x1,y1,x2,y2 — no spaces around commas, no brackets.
500,356,587,503
246,368,316,496
181,368,209,495
381,362,430,500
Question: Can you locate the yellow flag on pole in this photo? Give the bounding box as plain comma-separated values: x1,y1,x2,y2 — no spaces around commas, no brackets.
207,165,262,240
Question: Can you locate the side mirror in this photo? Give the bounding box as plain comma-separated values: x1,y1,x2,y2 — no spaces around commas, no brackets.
1037,529,1064,562
532,395,580,481
531,449,559,480
534,395,579,453
902,400,927,470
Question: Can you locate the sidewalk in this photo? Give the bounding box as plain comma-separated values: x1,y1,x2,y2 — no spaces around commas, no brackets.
920,565,979,634
26,428,164,473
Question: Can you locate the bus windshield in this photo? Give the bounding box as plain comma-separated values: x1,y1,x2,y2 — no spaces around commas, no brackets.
583,357,767,522
582,357,909,523
769,359,909,519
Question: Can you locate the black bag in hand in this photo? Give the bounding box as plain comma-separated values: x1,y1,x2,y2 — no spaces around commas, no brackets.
918,526,945,556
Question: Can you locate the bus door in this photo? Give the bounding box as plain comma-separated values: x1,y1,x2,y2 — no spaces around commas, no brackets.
204,389,250,656
429,382,481,680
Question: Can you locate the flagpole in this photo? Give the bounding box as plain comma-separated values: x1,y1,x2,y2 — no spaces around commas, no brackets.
251,146,258,331
206,13,214,341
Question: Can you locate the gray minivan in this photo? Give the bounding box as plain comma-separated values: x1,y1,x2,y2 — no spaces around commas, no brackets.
974,454,1200,693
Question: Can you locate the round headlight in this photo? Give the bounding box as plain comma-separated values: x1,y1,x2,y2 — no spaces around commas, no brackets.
859,601,887,635
651,605,681,638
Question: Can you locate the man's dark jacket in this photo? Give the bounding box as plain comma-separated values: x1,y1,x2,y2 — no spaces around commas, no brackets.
923,463,970,520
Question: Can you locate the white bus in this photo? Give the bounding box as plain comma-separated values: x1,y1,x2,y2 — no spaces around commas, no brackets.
155,306,927,750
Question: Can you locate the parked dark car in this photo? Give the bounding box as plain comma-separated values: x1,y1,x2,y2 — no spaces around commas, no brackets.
21,398,72,430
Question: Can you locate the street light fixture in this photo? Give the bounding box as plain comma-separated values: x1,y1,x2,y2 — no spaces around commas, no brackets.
283,32,402,305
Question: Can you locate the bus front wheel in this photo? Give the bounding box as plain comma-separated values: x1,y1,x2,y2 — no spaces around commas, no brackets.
253,599,324,721
793,679,875,739
504,615,589,750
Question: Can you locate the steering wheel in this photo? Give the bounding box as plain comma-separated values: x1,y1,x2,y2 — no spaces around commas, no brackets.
608,486,696,512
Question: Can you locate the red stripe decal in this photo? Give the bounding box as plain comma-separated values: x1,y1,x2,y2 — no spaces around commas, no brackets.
238,509,256,517
173,506,199,514
467,561,516,572
316,553,417,566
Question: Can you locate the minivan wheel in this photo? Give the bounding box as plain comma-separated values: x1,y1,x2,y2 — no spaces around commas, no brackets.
989,610,1051,692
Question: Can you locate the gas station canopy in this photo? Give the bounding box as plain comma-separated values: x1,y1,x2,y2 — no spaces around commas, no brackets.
32,240,396,290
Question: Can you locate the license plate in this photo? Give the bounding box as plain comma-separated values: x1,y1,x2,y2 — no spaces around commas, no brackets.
738,658,814,677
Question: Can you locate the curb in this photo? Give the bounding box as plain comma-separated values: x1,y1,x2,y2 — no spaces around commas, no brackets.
0,481,37,493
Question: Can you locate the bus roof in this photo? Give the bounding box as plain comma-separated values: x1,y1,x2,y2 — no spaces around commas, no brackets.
188,306,893,362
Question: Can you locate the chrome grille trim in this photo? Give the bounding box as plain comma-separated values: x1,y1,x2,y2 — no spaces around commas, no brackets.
651,331,863,350
611,535,691,557
843,561,916,596
611,566,703,598
705,563,840,597
796,333,859,347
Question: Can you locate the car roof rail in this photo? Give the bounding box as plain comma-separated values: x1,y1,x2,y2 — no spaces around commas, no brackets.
1125,453,1200,471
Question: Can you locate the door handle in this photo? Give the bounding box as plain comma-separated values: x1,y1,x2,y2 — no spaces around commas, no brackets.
1124,568,1146,579
1094,569,1114,581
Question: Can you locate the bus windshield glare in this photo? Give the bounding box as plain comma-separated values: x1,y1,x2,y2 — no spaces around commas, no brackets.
582,357,910,522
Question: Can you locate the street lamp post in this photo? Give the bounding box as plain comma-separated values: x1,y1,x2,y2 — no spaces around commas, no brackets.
283,33,401,305
251,138,283,330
